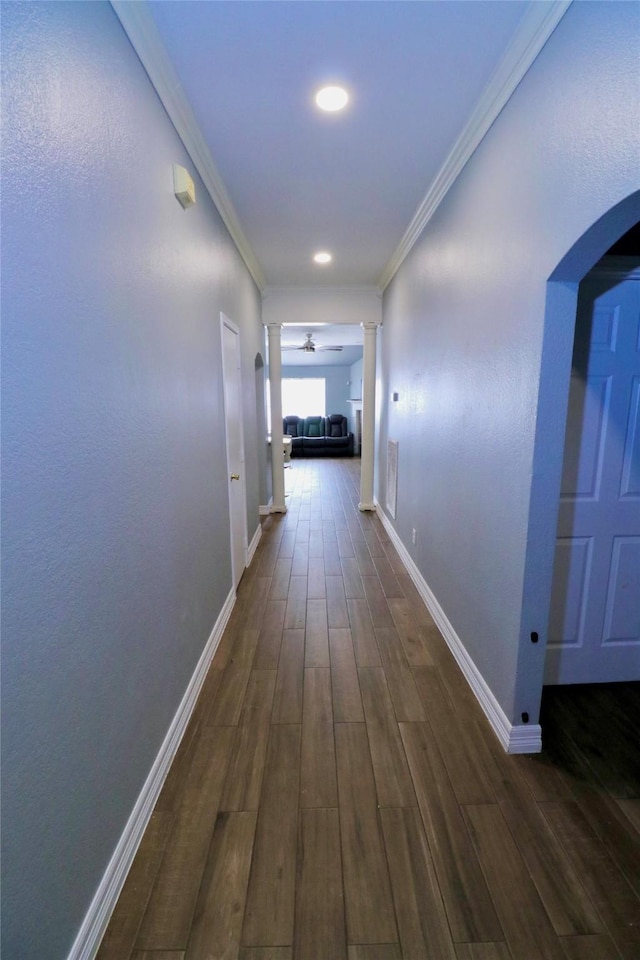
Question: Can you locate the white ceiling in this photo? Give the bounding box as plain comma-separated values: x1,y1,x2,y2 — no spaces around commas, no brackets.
282,343,365,368
281,323,364,366
125,1,567,291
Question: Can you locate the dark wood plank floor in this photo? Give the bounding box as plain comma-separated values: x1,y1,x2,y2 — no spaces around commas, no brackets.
97,458,640,960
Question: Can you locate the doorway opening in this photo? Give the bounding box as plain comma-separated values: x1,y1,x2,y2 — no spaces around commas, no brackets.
221,313,248,589
546,252,639,684
516,192,640,734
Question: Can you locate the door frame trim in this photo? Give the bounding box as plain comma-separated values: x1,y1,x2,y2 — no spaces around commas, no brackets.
220,312,248,588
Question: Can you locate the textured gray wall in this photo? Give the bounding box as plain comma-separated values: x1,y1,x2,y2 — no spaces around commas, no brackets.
1,4,262,957
379,1,639,726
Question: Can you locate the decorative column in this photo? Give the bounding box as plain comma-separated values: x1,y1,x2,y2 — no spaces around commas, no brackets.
267,322,287,513
359,321,379,511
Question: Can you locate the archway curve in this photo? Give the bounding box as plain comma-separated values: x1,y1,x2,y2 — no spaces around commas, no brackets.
550,191,640,283
515,190,640,726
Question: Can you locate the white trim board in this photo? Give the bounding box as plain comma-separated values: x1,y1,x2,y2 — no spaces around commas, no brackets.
247,522,262,565
378,0,572,290
111,0,570,297
110,1,264,290
375,503,542,754
263,285,382,300
67,586,236,960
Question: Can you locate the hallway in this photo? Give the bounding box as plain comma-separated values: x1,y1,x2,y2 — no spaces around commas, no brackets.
97,459,639,960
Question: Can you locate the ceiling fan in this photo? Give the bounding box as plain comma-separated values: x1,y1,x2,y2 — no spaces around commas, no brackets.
282,332,343,353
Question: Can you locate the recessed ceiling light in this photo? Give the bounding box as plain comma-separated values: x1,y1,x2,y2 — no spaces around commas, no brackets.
313,251,332,264
315,86,349,112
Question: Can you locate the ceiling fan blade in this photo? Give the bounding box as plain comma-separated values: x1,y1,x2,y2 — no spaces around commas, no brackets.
282,334,345,353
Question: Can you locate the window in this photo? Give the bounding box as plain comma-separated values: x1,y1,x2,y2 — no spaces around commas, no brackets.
282,378,326,418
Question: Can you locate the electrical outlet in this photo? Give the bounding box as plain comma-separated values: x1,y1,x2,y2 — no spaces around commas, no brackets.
411,528,417,545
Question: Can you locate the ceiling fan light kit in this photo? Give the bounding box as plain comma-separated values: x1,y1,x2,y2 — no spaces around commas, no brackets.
282,333,343,353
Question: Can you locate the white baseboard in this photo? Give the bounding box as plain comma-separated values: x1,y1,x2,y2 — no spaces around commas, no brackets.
68,586,236,960
259,500,272,516
247,523,262,564
375,504,541,754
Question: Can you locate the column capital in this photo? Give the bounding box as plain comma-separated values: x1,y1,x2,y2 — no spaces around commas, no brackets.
266,322,283,332
361,320,381,333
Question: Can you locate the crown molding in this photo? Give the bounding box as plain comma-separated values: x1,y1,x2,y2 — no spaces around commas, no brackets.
113,0,572,298
263,284,383,300
378,0,573,291
111,0,266,291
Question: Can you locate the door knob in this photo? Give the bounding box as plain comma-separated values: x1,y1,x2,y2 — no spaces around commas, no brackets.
230,473,240,481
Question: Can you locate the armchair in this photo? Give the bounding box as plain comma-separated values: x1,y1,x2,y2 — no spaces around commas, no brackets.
282,414,354,457
282,415,303,454
323,414,354,456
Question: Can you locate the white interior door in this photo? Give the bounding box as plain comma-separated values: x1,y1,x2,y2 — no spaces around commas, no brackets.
221,314,248,589
545,265,640,684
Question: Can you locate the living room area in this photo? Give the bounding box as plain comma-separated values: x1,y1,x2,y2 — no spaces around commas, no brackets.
281,325,364,458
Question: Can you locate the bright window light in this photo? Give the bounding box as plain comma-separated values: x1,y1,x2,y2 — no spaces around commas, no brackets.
282,378,326,418
315,86,349,112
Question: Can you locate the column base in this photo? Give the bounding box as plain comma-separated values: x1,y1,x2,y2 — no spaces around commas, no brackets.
358,501,376,512
270,504,288,514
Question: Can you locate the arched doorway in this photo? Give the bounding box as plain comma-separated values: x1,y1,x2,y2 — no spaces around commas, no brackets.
515,191,640,720
545,253,639,684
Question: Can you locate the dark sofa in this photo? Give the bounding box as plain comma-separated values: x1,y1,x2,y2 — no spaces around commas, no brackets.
283,414,354,458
